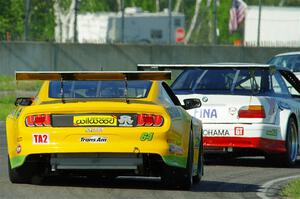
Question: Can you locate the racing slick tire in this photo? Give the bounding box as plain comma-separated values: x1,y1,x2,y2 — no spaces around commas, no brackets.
161,130,194,190
8,156,31,183
8,155,44,184
193,138,204,184
282,117,298,167
265,117,298,167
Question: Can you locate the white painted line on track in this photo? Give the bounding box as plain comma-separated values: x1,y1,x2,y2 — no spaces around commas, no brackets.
257,174,300,199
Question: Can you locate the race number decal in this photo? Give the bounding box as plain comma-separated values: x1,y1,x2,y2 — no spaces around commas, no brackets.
234,127,244,136
140,132,154,141
32,134,50,144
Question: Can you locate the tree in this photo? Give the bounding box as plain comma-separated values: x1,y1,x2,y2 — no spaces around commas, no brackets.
29,0,55,41
174,0,182,12
53,0,76,42
185,0,202,44
0,0,23,40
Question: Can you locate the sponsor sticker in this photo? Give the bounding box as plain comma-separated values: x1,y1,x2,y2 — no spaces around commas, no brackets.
266,129,277,137
228,107,237,116
32,134,50,144
118,115,134,126
234,127,244,136
169,143,184,154
80,136,108,143
193,108,218,119
266,98,276,115
73,115,117,126
203,129,229,136
85,127,103,133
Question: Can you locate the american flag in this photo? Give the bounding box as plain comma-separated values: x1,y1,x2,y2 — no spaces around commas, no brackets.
229,0,247,33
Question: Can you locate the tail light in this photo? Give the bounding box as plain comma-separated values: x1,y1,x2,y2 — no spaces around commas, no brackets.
238,105,265,118
25,114,51,127
137,114,164,126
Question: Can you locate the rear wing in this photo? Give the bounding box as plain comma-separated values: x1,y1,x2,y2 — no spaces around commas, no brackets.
137,64,204,70
16,71,171,81
137,64,274,71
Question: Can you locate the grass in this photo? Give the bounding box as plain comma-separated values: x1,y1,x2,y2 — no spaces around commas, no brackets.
281,179,300,199
0,75,41,91
0,95,16,120
0,75,41,120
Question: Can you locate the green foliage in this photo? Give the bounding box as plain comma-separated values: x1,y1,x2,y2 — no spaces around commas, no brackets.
0,0,23,40
0,75,41,91
0,95,15,120
29,0,55,41
281,179,300,199
79,0,113,12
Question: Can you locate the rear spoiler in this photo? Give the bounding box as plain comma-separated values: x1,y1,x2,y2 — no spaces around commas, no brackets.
137,64,203,71
137,64,274,70
15,71,171,104
15,71,171,81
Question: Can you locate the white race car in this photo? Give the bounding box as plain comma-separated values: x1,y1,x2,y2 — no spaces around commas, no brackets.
138,63,300,167
170,64,300,166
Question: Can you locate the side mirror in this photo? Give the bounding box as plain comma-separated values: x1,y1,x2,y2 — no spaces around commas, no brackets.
183,98,201,110
14,97,33,106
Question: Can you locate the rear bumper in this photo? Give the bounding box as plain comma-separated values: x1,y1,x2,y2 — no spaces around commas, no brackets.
202,123,286,154
7,125,188,169
204,137,286,153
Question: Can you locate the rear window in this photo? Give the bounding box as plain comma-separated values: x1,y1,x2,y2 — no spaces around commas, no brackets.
171,68,271,95
49,80,152,99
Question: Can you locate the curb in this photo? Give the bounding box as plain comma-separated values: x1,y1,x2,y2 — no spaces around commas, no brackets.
257,175,300,199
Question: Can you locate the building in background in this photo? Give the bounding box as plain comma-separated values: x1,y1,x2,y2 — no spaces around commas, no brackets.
244,6,300,47
74,7,185,44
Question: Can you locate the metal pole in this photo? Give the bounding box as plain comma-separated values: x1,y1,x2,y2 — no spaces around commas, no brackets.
24,0,31,41
74,0,78,43
213,0,217,45
121,0,125,43
168,0,172,44
257,0,262,47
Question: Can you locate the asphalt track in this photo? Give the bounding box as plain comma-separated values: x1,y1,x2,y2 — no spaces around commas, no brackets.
1,124,300,199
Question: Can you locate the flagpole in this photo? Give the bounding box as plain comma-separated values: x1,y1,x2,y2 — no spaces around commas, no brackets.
257,0,262,47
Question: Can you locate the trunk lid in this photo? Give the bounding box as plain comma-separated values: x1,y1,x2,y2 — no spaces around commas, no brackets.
177,94,277,124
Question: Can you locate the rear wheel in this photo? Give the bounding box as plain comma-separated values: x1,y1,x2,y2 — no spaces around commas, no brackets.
8,156,30,183
8,155,45,184
193,138,204,184
282,117,298,166
179,133,194,189
161,130,194,190
265,117,298,167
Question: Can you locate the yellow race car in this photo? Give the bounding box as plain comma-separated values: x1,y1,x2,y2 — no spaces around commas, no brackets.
6,71,203,189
